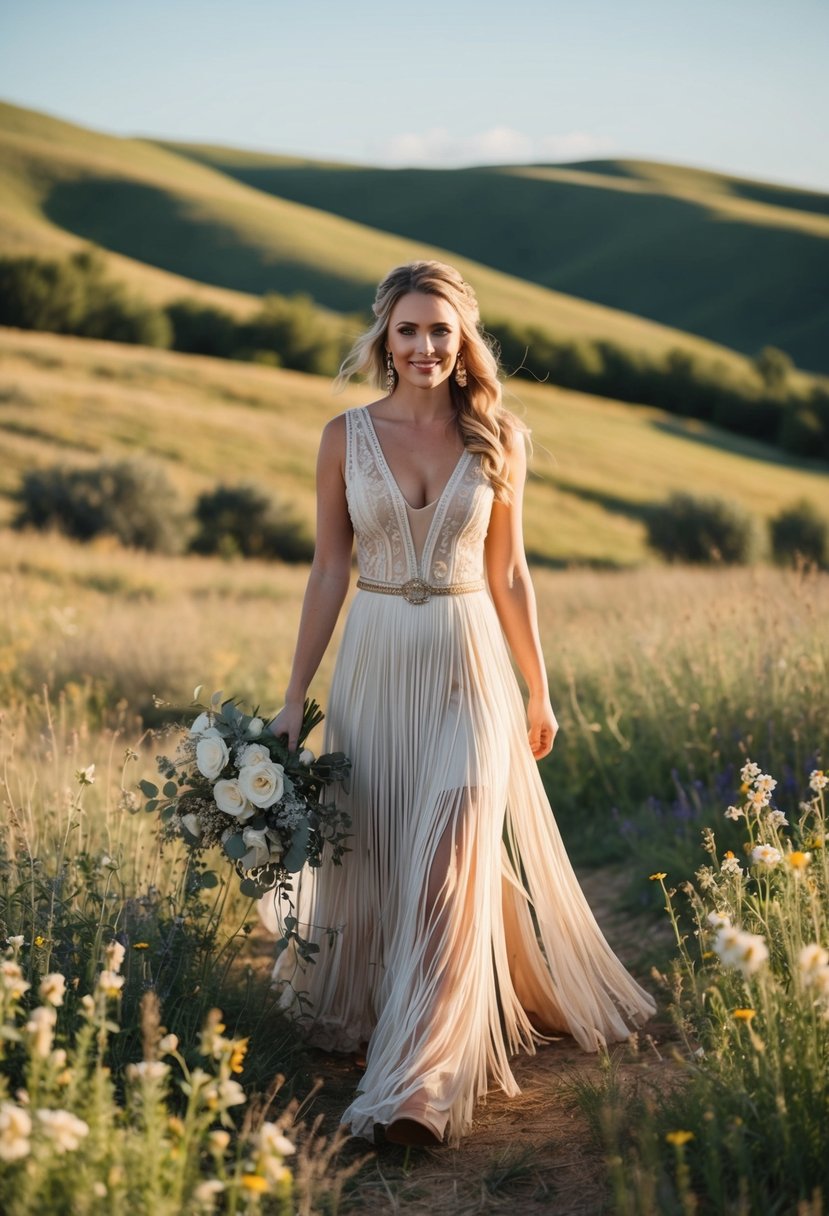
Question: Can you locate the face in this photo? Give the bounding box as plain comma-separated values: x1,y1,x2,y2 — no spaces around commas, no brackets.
386,291,462,393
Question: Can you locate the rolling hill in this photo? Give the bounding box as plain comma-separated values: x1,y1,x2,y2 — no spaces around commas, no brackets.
155,143,829,373
1,328,825,569
0,99,813,389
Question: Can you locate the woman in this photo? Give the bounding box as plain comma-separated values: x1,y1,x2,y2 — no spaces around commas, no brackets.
264,260,656,1148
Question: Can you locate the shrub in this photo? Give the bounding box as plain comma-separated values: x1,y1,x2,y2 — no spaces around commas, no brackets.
14,458,184,552
771,499,829,568
239,294,346,377
778,401,826,457
646,492,766,565
166,299,239,359
190,483,314,563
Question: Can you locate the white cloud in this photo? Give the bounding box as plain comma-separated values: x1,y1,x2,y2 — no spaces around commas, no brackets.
374,126,612,168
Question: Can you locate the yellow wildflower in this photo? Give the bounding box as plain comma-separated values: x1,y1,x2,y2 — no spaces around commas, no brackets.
167,1116,185,1137
787,851,811,871
723,850,736,859
666,1130,695,1146
229,1038,249,1075
649,872,667,881
732,1009,756,1021
34,936,45,948
240,1175,269,1194
133,943,150,950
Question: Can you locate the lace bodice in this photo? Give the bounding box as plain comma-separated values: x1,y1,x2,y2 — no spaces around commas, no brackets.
344,406,494,585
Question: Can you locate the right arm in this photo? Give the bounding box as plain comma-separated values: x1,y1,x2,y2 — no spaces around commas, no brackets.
268,415,353,749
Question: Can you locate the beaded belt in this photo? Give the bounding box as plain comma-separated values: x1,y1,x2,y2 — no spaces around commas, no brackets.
356,576,486,605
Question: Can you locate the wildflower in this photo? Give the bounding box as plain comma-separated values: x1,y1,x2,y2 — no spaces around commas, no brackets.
1,960,31,1000
159,1033,179,1055
755,774,776,795
741,761,761,783
720,852,743,877
649,872,667,881
707,911,731,929
665,1130,695,1146
39,973,67,1007
766,809,789,829
240,1175,269,1194
732,1009,756,1021
798,944,829,979
216,1078,246,1109
96,970,125,998
36,1109,89,1153
809,770,827,793
750,844,781,867
258,1121,296,1158
724,805,743,821
34,936,45,948
748,788,771,813
80,994,96,1018
0,1102,32,1163
92,1183,107,1199
695,866,716,891
193,1180,225,1205
209,1130,231,1154
126,1060,169,1082
25,1007,57,1058
133,942,150,951
105,941,126,973
200,1010,229,1058
7,935,24,952
168,1116,185,1137
229,1037,249,1075
787,851,812,872
714,926,768,976
75,764,96,785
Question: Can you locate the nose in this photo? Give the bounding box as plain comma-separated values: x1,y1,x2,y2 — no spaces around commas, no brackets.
417,333,435,355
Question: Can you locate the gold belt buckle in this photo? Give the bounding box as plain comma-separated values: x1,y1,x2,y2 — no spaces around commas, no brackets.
401,578,431,605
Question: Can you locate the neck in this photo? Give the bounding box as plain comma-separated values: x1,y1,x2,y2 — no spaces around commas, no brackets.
389,383,455,424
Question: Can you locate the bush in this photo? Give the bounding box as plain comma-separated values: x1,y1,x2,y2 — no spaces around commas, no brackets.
778,401,826,457
166,298,239,359
646,492,766,564
190,483,314,563
239,294,346,377
14,458,184,552
771,499,829,568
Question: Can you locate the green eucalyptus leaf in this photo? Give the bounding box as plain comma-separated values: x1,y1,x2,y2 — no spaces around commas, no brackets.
224,834,247,860
139,779,159,798
163,781,178,798
282,820,310,872
200,871,220,889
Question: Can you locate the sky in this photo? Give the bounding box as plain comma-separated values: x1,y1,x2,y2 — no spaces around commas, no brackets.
1,0,828,191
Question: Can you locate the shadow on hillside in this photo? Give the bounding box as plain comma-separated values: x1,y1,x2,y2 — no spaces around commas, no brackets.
43,179,371,311
649,417,829,474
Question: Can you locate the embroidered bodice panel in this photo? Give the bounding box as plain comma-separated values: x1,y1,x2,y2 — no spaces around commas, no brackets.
344,406,494,585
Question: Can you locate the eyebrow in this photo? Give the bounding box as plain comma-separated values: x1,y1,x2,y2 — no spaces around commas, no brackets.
394,319,453,325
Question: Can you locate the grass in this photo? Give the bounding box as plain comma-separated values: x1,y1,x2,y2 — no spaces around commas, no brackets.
1,328,826,567
157,143,829,372
3,98,824,383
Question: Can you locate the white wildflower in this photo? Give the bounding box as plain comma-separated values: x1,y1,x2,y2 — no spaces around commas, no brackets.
39,973,66,1008
751,844,782,867
76,764,96,785
740,761,761,783
810,770,827,793
707,910,731,929
25,1006,57,1058
159,1033,179,1055
724,805,743,821
799,944,829,980
695,866,716,891
126,1060,169,1082
0,1102,31,1162
720,854,743,877
258,1121,296,1158
7,935,24,952
755,774,777,794
748,788,771,813
209,1129,231,1154
766,809,789,829
97,970,125,998
0,961,30,1000
36,1109,89,1153
80,994,95,1018
194,1180,226,1206
105,940,126,973
196,734,230,780
714,926,768,975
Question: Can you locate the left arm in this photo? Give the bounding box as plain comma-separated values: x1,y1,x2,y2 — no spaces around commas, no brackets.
484,433,558,760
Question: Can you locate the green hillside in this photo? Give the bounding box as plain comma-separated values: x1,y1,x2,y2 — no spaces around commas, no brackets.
0,100,792,385
158,143,829,373
1,328,825,569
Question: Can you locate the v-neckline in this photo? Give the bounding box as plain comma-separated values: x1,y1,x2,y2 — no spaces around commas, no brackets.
361,406,471,575
362,406,468,512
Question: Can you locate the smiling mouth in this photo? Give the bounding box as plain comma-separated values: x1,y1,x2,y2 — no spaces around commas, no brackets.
410,361,440,370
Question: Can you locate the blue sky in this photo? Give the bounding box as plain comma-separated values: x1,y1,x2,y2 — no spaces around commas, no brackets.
2,0,827,190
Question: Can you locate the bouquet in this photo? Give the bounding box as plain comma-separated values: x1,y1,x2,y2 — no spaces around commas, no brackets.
141,687,351,962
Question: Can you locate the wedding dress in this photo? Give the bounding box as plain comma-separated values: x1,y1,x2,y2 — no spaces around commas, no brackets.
259,404,656,1145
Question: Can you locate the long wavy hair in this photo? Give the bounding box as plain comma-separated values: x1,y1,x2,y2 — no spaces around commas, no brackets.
336,261,524,502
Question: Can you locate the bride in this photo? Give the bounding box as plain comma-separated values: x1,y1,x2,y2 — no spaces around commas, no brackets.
263,260,656,1147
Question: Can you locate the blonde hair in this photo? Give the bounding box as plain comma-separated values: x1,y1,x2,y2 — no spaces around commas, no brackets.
336,260,524,501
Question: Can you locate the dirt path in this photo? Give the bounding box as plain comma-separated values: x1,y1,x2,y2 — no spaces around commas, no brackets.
241,868,680,1215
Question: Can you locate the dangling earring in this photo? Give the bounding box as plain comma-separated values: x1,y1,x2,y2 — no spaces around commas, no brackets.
455,352,468,387
386,351,396,394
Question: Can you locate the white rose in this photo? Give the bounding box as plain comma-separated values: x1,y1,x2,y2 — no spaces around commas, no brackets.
196,735,229,780
238,743,271,768
213,779,253,821
246,717,264,739
181,812,202,837
189,712,213,736
238,760,284,809
299,749,315,766
241,826,271,869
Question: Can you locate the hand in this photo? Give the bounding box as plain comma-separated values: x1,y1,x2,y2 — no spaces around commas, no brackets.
267,701,304,752
527,694,558,760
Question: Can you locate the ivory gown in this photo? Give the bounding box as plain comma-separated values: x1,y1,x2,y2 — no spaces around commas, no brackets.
259,404,656,1145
